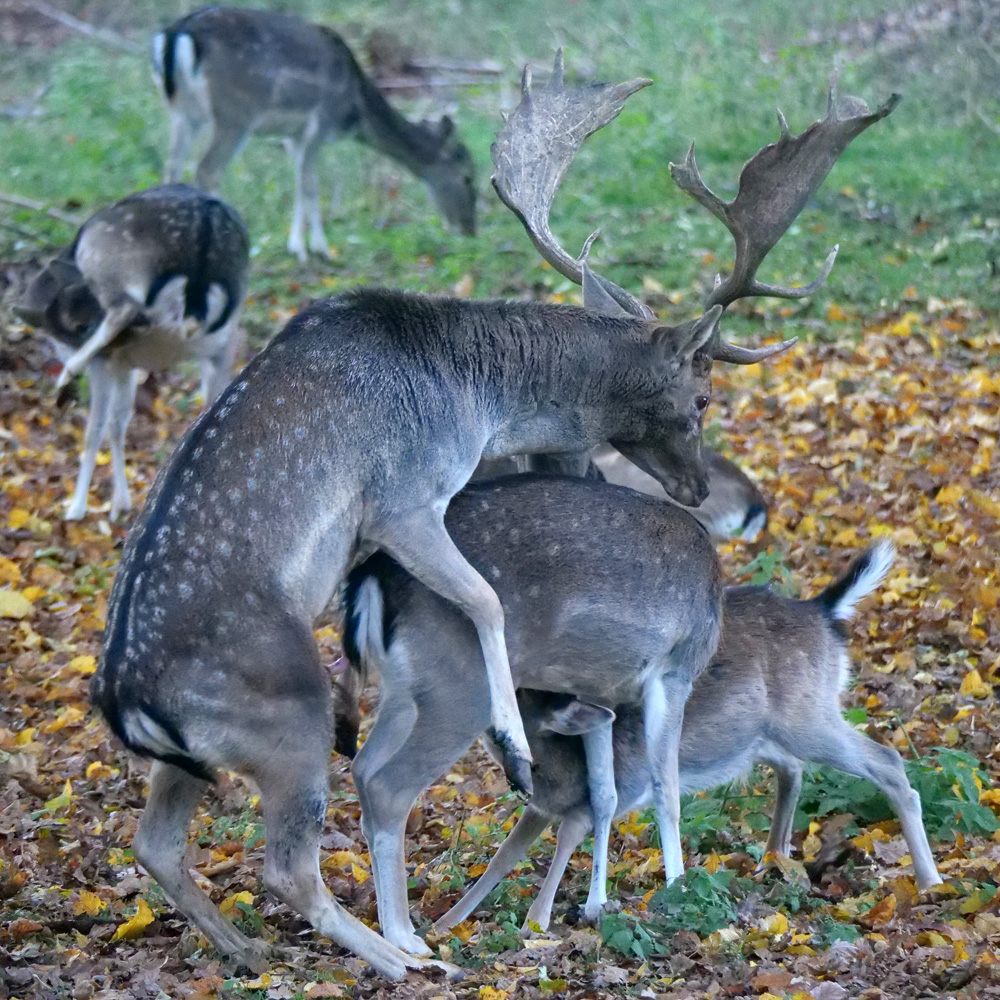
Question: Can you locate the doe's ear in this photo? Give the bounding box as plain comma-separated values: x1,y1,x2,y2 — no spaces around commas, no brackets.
56,282,103,333
541,699,616,736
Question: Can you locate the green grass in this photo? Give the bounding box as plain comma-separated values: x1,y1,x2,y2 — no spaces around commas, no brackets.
2,0,999,342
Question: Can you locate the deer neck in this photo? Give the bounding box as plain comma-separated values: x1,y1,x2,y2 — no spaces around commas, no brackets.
353,74,441,175
482,307,650,457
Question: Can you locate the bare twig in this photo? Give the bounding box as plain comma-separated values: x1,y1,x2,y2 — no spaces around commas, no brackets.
0,192,83,227
24,1,143,53
0,83,50,119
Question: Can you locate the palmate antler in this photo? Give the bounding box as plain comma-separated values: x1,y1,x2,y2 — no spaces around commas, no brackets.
493,52,900,364
671,89,900,321
491,50,653,319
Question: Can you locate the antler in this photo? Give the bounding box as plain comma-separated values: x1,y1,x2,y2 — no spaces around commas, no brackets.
491,50,653,318
670,88,901,312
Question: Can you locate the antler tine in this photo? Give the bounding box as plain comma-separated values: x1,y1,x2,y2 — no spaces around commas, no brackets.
492,50,653,318
670,89,900,313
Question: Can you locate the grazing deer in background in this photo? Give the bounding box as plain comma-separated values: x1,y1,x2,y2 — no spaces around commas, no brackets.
430,539,943,935
152,6,477,260
338,475,723,955
12,184,248,520
91,57,893,976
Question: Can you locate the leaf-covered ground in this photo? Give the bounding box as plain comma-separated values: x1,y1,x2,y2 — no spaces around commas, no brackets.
2,293,999,1000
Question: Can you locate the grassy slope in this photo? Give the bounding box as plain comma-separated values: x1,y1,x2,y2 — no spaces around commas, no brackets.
2,0,998,338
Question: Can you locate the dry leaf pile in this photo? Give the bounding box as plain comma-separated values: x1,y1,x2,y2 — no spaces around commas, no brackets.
1,298,999,1000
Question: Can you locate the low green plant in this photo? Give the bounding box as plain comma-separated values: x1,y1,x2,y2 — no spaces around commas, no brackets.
600,909,659,960
648,866,747,936
795,747,998,840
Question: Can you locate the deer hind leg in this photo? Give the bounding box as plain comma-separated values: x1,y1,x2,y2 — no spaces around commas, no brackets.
164,105,200,183
134,761,267,969
253,741,426,980
799,724,942,892
374,509,533,797
354,659,488,955
105,366,141,520
643,670,693,883
524,808,592,933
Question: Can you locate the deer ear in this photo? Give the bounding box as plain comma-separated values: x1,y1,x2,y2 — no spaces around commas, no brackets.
437,115,455,140
654,305,722,358
57,283,102,333
541,699,616,736
582,263,631,316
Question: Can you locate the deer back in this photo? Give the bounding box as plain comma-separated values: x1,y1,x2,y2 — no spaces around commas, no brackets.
74,185,248,328
157,9,363,134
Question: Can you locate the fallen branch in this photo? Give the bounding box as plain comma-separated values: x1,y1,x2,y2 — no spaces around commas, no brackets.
0,191,83,227
24,1,143,54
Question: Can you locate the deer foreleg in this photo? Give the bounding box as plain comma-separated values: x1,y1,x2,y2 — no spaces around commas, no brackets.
106,366,141,520
643,670,691,883
523,809,592,933
65,359,115,521
581,717,617,921
56,300,142,389
434,804,550,934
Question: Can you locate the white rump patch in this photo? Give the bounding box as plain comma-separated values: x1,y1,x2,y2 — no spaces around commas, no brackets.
122,708,187,759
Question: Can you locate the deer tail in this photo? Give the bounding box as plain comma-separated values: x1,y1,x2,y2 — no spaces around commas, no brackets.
813,537,895,623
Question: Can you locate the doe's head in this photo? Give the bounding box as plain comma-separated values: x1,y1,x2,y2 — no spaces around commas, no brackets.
422,116,477,236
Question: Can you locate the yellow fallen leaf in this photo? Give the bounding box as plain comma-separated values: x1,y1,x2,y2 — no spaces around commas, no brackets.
969,488,1000,520
21,585,46,602
826,303,847,322
243,973,272,989
468,862,489,878
960,669,991,698
762,911,788,936
220,890,255,915
8,508,30,530
43,705,87,733
936,483,964,505
111,898,155,941
69,655,97,675
86,761,115,781
44,778,74,812
351,863,370,885
0,556,22,585
480,987,508,1000
74,890,106,916
915,930,949,947
0,589,34,619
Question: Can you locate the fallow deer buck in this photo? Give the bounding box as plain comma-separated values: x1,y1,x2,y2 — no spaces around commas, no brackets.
429,539,943,937
12,184,249,520
92,55,891,976
152,7,477,260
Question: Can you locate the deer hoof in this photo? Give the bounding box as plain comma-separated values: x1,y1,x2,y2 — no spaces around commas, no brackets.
487,729,534,796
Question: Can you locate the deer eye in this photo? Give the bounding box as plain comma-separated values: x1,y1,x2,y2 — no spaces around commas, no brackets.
695,395,710,412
